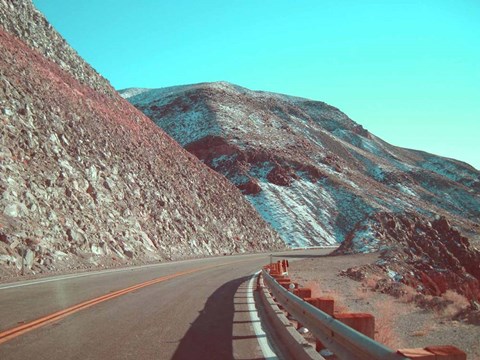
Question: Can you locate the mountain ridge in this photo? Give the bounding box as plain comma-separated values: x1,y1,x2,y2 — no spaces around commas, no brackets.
121,81,480,248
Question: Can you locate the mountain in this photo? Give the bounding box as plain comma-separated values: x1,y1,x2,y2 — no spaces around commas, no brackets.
121,82,480,248
0,1,283,278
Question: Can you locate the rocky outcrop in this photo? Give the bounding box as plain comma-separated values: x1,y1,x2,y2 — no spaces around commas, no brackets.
266,166,298,186
122,82,480,247
336,212,480,301
0,2,284,279
237,179,262,195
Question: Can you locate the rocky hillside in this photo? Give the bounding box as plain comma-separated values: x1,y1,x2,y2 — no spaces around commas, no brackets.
336,213,480,301
0,1,284,279
121,82,480,247
0,0,114,96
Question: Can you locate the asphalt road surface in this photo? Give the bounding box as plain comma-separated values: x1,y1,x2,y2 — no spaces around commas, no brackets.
0,248,332,359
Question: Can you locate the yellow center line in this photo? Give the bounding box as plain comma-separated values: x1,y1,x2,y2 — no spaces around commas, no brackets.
0,258,257,345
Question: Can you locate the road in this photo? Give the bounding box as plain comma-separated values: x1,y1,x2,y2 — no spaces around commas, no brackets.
0,248,332,359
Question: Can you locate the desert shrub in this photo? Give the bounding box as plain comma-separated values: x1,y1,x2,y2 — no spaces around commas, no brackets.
441,290,470,317
399,284,419,303
355,285,370,300
363,274,382,290
373,298,403,348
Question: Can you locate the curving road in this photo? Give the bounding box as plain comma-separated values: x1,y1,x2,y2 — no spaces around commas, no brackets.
0,248,331,359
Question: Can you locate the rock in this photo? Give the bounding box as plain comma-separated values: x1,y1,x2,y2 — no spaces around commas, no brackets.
2,108,13,116
3,204,19,218
237,179,262,195
87,165,98,183
0,254,16,265
267,166,297,186
9,237,20,250
91,244,105,256
432,216,451,234
24,249,35,269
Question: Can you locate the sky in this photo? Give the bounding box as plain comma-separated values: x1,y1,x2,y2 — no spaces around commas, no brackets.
33,0,480,169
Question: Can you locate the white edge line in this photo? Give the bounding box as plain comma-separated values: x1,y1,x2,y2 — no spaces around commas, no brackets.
247,271,278,359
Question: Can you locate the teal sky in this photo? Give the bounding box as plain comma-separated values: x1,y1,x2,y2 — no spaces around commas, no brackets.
33,0,479,169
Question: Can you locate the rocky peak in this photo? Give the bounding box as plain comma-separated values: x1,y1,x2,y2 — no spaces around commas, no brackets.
0,0,115,96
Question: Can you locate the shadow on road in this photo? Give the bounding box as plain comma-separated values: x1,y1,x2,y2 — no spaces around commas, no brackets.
171,275,250,360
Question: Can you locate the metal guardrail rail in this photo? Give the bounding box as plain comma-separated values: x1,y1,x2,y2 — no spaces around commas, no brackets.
262,269,409,360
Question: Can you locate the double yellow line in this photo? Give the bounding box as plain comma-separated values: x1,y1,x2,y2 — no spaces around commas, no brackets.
0,261,240,345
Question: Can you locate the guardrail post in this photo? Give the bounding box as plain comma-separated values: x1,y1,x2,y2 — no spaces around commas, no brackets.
273,261,278,274
277,279,292,290
304,297,335,351
397,349,436,359
334,313,375,339
291,288,312,329
425,345,466,359
293,287,312,299
305,297,335,316
397,346,466,360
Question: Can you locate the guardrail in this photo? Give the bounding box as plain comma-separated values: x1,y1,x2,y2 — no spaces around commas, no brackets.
260,260,467,360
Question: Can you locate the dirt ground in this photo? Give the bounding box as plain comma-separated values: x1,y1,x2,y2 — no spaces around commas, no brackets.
287,252,480,359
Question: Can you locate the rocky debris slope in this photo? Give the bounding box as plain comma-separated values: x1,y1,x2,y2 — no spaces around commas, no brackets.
0,3,284,279
0,0,114,96
121,82,480,247
336,212,480,301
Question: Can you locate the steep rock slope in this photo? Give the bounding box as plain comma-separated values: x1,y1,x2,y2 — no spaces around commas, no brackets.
0,0,114,96
0,2,283,278
336,213,480,301
121,82,480,247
